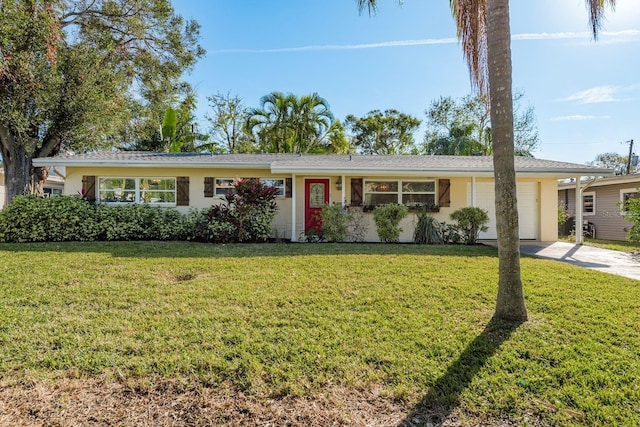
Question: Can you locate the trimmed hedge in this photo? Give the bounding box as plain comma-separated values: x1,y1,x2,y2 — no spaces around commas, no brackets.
0,180,279,244
0,195,194,243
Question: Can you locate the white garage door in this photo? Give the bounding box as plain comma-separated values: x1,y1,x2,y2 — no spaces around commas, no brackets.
467,182,538,240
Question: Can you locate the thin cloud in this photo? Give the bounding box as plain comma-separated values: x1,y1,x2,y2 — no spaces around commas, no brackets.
559,86,621,104
209,30,640,54
559,84,639,104
515,29,640,42
209,38,458,54
552,115,612,121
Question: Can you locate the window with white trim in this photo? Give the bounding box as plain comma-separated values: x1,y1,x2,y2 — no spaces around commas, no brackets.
260,178,286,196
582,191,595,216
214,178,236,196
215,178,286,197
364,179,436,207
620,188,640,214
98,177,176,206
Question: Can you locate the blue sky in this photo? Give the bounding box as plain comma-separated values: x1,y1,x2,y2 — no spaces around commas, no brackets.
172,0,640,164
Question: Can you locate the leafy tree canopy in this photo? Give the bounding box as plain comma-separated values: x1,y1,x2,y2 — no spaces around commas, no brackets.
345,109,421,155
205,92,255,153
589,152,638,175
423,93,539,157
0,0,204,202
246,91,336,154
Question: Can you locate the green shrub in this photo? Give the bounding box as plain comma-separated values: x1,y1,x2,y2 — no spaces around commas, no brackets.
558,205,570,226
372,204,408,243
0,195,100,243
195,178,279,243
623,196,640,242
449,206,490,245
345,206,368,242
440,222,464,244
413,210,442,244
0,195,194,243
96,204,194,241
321,204,349,242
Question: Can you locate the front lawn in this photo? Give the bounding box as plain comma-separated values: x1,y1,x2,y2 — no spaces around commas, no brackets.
0,242,638,426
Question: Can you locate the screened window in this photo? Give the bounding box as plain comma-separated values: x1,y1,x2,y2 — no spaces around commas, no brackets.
582,191,595,216
364,180,399,205
620,188,640,214
98,177,176,206
401,181,436,206
260,178,286,196
215,178,286,197
364,180,436,207
215,178,236,196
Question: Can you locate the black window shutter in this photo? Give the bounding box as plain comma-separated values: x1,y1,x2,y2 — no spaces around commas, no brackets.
438,179,451,207
351,178,363,206
204,177,214,198
285,178,292,198
176,176,190,206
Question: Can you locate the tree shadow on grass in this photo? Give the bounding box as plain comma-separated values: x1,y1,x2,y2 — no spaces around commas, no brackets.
400,317,525,426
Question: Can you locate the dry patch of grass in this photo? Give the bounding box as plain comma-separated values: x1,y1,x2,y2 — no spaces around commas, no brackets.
0,377,541,427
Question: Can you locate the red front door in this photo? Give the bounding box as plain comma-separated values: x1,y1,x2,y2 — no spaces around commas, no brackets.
305,179,329,234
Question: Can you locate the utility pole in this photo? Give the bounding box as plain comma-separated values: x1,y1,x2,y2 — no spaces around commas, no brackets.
626,139,634,175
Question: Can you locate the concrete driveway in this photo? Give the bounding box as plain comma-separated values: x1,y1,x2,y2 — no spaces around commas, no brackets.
518,242,640,281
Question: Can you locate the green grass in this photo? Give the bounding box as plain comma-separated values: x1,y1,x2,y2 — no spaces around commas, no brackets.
0,242,638,425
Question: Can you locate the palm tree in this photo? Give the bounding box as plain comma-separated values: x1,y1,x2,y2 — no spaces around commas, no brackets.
358,0,615,321
247,91,334,153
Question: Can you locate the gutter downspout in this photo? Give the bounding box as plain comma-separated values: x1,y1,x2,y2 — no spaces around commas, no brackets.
471,176,476,206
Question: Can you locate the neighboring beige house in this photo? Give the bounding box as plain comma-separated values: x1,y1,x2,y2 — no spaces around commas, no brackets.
33,152,610,242
0,168,65,208
558,174,640,241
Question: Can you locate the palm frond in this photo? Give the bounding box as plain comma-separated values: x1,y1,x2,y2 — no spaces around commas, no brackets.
357,0,377,15
588,0,616,39
450,0,489,95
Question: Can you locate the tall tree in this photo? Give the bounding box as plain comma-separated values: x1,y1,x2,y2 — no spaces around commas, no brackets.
345,109,421,155
246,91,334,153
357,0,615,321
0,0,204,205
323,120,352,154
120,91,208,153
205,92,254,153
424,93,539,156
589,152,636,175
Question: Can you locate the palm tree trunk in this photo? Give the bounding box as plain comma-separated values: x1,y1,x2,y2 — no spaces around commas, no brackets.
486,0,527,321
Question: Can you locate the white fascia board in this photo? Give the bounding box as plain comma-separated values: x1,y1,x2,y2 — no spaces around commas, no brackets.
270,166,495,177
558,175,640,190
31,159,273,169
270,166,612,178
524,170,612,179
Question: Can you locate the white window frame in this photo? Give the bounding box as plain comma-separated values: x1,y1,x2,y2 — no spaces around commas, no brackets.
214,178,236,197
214,178,286,198
364,179,437,207
582,191,596,216
98,177,177,207
620,187,640,215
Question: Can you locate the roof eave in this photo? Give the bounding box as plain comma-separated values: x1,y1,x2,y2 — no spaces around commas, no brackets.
31,159,273,169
